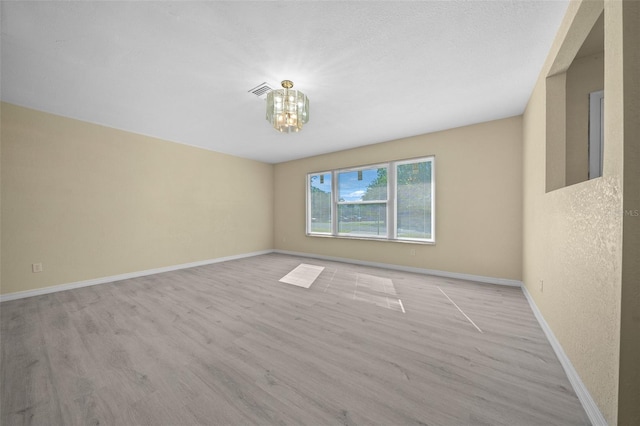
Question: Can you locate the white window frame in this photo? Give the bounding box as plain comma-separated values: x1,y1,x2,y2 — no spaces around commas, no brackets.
306,171,333,235
306,156,435,244
394,157,436,242
335,163,389,239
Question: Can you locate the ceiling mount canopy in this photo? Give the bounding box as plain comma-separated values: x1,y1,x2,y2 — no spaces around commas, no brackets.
266,80,309,133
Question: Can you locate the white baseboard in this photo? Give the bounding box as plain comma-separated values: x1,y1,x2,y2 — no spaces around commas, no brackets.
0,247,608,425
273,249,523,287
276,250,605,424
0,250,273,302
521,285,607,426
1,249,521,302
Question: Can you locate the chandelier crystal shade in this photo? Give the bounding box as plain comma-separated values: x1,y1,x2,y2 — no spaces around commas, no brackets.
266,80,309,133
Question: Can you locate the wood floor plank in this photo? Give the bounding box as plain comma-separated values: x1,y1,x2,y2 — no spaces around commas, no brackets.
0,254,590,425
1,299,64,425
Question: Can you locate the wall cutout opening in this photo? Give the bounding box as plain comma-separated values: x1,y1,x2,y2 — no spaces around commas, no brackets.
546,12,604,192
589,89,604,179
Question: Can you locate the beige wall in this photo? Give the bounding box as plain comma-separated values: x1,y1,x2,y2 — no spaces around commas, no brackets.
3,1,638,421
618,0,640,424
522,0,639,423
566,51,604,185
274,116,523,281
545,72,568,192
0,103,274,296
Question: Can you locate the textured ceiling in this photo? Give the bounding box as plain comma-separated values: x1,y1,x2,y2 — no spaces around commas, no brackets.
1,1,569,163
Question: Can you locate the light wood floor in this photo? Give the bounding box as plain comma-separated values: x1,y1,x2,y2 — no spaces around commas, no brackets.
1,253,590,425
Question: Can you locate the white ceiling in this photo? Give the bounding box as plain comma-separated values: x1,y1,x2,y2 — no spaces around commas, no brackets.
1,0,569,164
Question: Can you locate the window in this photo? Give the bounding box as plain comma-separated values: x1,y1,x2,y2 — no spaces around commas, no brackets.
396,159,433,240
307,157,434,243
338,165,388,237
308,172,332,234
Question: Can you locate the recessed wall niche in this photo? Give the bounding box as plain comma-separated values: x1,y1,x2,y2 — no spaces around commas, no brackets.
546,11,604,192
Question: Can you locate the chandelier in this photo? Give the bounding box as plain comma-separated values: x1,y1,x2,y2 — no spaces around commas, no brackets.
266,80,309,133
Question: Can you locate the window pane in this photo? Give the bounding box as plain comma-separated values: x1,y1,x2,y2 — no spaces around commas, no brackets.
338,203,387,237
338,167,387,202
309,173,332,233
397,161,432,239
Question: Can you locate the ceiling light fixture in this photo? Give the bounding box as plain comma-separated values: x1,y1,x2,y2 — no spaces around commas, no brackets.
266,80,309,133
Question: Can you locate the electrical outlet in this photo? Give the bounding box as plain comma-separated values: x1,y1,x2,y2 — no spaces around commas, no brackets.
32,263,43,273
410,248,416,256
540,280,544,292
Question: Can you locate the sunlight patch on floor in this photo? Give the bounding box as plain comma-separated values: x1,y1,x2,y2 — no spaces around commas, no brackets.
279,264,325,288
320,270,405,313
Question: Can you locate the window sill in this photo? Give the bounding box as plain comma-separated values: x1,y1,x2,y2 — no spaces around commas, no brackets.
306,233,435,245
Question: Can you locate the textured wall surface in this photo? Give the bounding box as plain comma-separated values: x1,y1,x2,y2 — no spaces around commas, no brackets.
274,117,523,282
0,103,274,295
522,0,624,423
